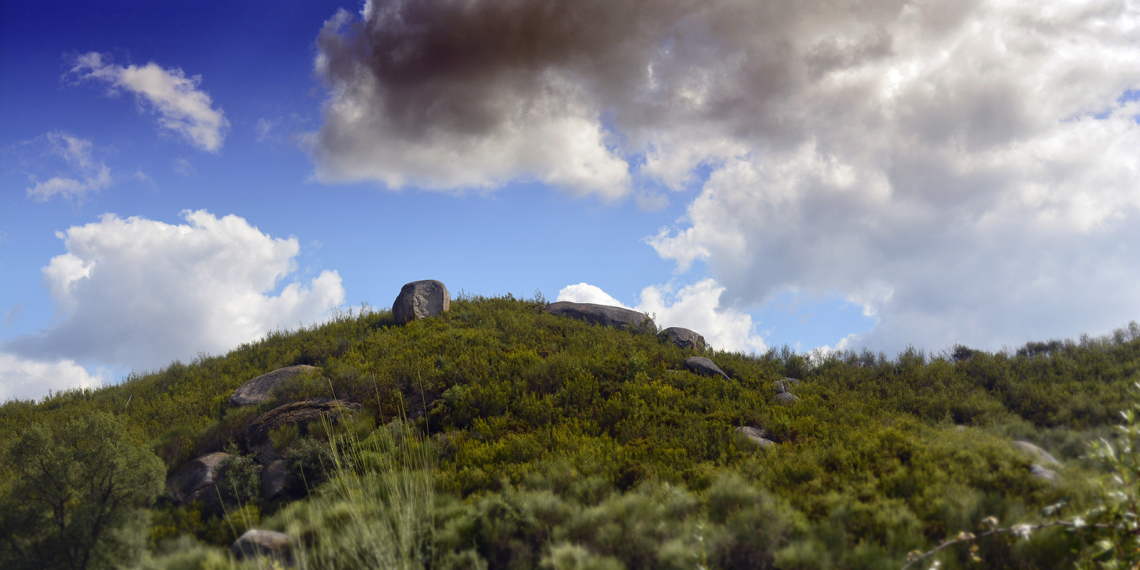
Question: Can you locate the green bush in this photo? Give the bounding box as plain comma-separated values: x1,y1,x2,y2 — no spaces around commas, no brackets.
285,437,335,497
216,447,261,509
0,411,165,570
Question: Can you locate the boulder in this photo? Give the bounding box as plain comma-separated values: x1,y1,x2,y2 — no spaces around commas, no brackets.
684,356,729,379
544,302,657,334
774,392,800,405
1029,464,1060,483
735,426,776,448
393,280,450,325
1011,441,1061,467
772,378,802,394
246,399,359,464
229,365,316,407
659,327,706,350
231,529,294,566
167,451,230,506
262,459,288,501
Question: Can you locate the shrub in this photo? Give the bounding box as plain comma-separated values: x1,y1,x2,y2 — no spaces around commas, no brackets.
285,437,335,497
216,447,261,509
0,412,165,570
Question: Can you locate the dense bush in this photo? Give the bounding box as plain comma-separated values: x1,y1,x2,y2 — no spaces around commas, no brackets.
0,412,165,570
285,437,336,497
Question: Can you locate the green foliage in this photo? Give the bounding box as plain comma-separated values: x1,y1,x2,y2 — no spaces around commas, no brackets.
217,446,262,509
1,298,1138,568
270,420,435,569
0,411,165,570
285,437,335,497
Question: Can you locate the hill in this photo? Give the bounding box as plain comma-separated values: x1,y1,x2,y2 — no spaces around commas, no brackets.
2,292,1139,569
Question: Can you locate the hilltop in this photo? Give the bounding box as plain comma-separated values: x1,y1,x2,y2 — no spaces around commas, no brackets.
1,288,1139,569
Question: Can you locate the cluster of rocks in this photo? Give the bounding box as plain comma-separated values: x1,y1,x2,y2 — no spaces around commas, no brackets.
163,280,458,563
166,363,356,564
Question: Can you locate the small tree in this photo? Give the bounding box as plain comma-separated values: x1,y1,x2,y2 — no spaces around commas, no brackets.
0,411,165,570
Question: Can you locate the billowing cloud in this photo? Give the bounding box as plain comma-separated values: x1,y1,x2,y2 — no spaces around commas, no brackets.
557,280,766,353
315,0,1139,351
69,53,229,152
0,352,108,403
556,283,627,308
5,211,345,371
25,131,112,202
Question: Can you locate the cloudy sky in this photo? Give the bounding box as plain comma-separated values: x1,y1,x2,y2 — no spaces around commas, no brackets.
2,0,1138,402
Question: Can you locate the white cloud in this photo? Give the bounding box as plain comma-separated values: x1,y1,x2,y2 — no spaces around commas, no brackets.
5,211,345,372
557,279,766,353
25,131,112,202
0,352,108,403
556,283,628,308
311,0,1140,352
69,53,229,152
643,0,1140,351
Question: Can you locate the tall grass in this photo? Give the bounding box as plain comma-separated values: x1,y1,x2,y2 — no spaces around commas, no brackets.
270,418,436,569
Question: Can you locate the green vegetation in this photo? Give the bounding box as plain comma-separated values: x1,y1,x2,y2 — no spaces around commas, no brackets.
0,411,165,570
1,294,1138,569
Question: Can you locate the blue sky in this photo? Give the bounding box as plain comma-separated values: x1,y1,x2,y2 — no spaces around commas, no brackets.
2,0,1138,401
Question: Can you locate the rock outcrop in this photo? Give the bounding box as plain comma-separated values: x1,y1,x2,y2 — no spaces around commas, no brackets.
774,392,800,405
231,529,294,566
772,378,801,394
544,302,657,334
393,280,451,325
262,459,288,501
246,399,359,463
1011,441,1061,467
659,327,706,350
1029,464,1060,483
229,365,316,407
167,451,230,507
684,356,729,379
735,426,776,448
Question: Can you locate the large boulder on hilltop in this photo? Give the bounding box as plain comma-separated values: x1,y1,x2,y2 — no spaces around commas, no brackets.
544,301,657,334
684,356,729,379
232,529,294,566
659,327,706,350
229,365,316,407
393,280,450,325
167,451,230,506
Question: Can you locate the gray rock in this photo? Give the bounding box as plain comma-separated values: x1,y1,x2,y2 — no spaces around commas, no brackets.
232,529,294,566
1030,464,1060,483
659,327,706,350
229,365,316,407
544,301,657,334
262,459,288,501
735,426,776,448
684,356,729,379
1012,441,1061,467
772,378,802,394
247,399,357,451
774,392,800,405
393,280,450,325
167,452,230,507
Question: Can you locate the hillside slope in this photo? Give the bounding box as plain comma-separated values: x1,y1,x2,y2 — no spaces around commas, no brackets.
2,295,1139,569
